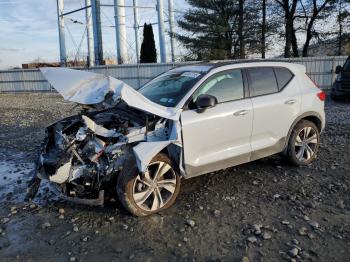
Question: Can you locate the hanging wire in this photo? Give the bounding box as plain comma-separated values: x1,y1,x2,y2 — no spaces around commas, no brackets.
66,17,84,24
74,12,90,62
65,23,79,50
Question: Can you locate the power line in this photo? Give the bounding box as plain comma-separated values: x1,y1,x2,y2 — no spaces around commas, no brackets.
74,12,90,62
66,17,84,25
65,23,79,50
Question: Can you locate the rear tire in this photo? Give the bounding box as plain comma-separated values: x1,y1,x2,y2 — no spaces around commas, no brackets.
117,153,181,216
287,120,320,166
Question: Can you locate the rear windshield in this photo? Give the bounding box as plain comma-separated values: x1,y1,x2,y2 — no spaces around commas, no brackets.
139,71,205,107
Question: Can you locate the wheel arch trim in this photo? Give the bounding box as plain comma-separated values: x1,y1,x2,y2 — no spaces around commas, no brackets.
132,141,183,175
283,111,323,152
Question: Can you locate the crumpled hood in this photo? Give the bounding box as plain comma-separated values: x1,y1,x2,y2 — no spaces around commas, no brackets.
40,67,180,121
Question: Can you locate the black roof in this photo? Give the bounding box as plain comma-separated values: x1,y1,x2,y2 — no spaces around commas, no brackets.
171,59,294,73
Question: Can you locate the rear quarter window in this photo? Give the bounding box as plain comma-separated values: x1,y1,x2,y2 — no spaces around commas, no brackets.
274,67,294,90
247,67,278,96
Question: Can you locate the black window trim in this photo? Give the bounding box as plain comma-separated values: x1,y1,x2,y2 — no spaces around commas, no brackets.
245,66,294,98
183,68,248,110
273,67,295,91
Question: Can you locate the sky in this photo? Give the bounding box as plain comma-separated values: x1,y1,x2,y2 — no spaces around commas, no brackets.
0,0,188,69
1,0,333,70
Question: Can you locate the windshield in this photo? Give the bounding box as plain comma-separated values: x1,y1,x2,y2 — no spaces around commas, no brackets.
139,71,205,107
344,57,350,71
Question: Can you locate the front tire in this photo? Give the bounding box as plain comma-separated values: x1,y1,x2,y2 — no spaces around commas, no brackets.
287,120,320,166
117,153,181,216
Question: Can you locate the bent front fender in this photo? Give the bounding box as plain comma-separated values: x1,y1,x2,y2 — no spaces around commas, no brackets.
132,120,183,173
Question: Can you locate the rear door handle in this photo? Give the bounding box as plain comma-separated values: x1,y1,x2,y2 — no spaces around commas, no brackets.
233,109,249,116
284,99,296,105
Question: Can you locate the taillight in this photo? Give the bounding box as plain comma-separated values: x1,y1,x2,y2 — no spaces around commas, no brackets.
317,91,326,101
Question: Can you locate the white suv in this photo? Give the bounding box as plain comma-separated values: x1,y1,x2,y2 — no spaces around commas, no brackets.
28,62,325,216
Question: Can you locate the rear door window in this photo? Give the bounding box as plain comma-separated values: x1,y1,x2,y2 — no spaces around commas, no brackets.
274,67,294,90
247,67,278,96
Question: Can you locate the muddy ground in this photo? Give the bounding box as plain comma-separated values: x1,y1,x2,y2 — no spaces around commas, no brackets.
0,93,349,262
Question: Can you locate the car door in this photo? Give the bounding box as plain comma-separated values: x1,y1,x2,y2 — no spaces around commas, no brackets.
246,67,301,160
341,56,350,90
180,69,253,178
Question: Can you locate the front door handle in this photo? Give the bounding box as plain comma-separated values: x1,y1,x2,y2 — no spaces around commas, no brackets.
284,99,296,105
233,110,249,116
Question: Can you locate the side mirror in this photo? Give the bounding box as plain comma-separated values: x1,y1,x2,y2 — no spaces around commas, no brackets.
335,65,342,74
196,94,218,113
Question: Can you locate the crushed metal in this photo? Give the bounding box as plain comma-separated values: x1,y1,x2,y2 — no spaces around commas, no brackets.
26,68,183,206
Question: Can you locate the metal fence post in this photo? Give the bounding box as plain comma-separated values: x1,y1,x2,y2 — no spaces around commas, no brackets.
21,70,26,92
137,63,141,88
331,57,336,89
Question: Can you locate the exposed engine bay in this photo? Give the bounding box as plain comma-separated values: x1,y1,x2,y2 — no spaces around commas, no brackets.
26,67,183,205
34,103,171,204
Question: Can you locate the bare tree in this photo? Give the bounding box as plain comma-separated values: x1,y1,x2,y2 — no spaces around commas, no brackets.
275,0,299,57
336,0,350,54
262,0,267,58
299,0,336,57
238,0,245,58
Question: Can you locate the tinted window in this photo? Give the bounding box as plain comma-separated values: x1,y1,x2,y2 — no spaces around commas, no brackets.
344,58,350,71
274,67,293,90
247,68,278,96
192,70,244,104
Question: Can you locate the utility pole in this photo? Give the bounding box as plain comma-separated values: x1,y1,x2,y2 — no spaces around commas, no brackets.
157,0,167,63
91,0,103,65
85,0,95,66
56,0,67,66
114,0,128,64
168,0,175,62
133,0,140,63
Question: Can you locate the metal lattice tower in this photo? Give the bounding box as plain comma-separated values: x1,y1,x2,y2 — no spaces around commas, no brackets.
56,0,175,65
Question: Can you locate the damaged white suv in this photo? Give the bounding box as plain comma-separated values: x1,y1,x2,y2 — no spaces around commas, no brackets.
27,62,325,216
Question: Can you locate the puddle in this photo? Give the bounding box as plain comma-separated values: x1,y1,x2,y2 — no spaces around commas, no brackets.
0,160,34,202
0,149,63,207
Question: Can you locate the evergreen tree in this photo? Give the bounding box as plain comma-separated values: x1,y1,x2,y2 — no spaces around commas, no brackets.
176,0,238,60
176,0,264,60
140,23,157,63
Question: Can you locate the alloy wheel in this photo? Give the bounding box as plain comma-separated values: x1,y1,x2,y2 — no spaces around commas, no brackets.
294,126,318,162
132,161,177,212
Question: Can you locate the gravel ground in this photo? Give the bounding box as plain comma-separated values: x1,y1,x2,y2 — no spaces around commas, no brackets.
0,93,349,262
